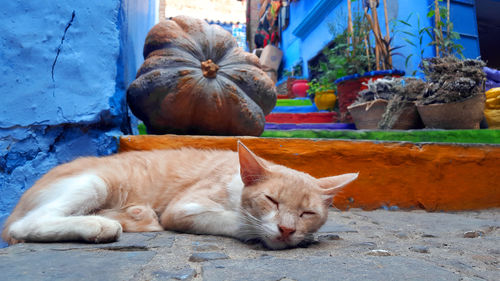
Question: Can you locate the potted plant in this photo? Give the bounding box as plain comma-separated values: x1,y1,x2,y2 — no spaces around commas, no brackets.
416,56,486,129
307,78,336,111
412,1,485,129
347,77,423,130
333,0,404,123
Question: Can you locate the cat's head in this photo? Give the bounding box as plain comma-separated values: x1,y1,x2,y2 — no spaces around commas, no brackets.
237,141,358,250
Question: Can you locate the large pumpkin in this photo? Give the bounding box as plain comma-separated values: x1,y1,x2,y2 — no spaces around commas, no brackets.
127,16,277,136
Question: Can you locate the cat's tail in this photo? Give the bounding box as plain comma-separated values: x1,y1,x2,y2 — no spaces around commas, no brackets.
1,207,24,245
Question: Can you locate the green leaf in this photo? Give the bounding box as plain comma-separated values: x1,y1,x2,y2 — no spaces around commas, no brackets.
404,38,416,47
405,54,414,67
403,31,416,37
427,10,435,18
425,29,434,39
398,20,412,27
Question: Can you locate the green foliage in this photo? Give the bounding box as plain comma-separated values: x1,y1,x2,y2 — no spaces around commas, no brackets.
307,77,334,95
332,12,376,76
396,1,464,75
138,122,147,135
395,13,430,76
282,69,293,78
316,12,376,82
428,0,464,58
292,63,303,77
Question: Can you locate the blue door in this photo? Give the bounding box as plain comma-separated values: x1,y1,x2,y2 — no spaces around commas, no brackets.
437,0,481,58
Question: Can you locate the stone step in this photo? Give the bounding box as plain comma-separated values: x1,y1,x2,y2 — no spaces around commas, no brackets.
119,134,500,211
265,112,338,123
271,105,318,113
275,98,313,107
261,129,500,144
265,123,355,130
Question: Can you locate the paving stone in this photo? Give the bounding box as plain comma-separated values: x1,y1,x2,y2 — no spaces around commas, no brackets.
145,232,175,248
318,234,341,241
318,220,357,233
487,248,500,255
259,253,274,259
1,232,174,254
463,231,484,238
350,242,377,249
366,249,392,256
201,256,458,281
151,266,196,281
395,232,409,239
1,209,498,280
0,247,155,281
410,245,430,253
188,252,229,262
191,242,220,251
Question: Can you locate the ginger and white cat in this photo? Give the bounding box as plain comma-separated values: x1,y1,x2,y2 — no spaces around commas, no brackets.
2,142,357,249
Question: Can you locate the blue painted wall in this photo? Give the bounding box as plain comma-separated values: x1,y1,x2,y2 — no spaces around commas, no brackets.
0,0,157,247
281,0,480,78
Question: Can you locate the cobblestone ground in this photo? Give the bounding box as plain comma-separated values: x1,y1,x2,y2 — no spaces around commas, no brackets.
1,209,498,281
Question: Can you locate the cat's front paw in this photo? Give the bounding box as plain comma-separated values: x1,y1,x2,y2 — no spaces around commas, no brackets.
83,216,123,243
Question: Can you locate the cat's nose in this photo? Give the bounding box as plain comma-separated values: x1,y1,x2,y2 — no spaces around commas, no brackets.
278,225,296,239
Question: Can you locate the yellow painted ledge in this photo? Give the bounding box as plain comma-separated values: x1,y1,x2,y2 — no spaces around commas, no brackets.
119,135,500,211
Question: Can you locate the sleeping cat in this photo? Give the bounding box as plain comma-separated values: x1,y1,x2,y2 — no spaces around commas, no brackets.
1,141,357,249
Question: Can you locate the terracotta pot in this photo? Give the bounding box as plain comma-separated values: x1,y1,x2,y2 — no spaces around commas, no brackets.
291,80,309,98
314,90,337,111
417,94,485,129
335,70,404,123
390,102,424,130
348,99,388,129
349,100,423,130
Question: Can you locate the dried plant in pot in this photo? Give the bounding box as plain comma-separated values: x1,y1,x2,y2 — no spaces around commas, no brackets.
348,77,423,130
378,78,425,130
416,56,486,129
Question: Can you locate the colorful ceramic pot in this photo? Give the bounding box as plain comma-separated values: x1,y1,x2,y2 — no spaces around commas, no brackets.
291,79,309,98
314,90,337,111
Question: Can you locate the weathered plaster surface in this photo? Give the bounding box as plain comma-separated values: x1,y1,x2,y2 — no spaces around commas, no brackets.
0,1,123,128
0,0,156,247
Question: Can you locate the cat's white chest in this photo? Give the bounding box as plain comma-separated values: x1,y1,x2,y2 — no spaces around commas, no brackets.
226,173,245,209
173,173,244,237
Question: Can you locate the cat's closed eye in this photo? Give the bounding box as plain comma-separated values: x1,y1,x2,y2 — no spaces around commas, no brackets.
300,211,316,218
265,195,279,209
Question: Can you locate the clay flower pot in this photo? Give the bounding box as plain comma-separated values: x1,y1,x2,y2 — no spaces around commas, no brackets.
314,90,337,111
416,94,485,129
291,79,309,98
389,102,423,130
335,69,405,123
348,99,388,129
348,100,422,130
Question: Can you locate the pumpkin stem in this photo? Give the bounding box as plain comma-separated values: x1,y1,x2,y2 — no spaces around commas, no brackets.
201,59,219,78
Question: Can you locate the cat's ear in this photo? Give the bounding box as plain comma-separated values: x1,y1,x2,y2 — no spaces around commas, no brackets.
317,173,359,204
237,141,269,186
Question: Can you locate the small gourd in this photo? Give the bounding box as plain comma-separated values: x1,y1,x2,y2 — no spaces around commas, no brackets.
127,16,277,136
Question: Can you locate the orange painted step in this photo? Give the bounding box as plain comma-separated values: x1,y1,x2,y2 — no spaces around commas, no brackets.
265,112,338,123
119,135,500,211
